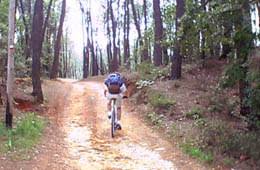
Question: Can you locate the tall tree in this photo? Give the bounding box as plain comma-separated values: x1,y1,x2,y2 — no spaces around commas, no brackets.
170,0,185,79
83,46,89,78
79,0,89,78
200,0,206,67
117,0,121,66
19,0,31,63
50,0,66,79
31,0,44,102
220,0,232,60
109,0,118,72
106,0,112,72
6,0,15,128
143,0,149,61
123,0,130,67
88,3,98,76
153,0,163,66
42,0,53,42
130,0,147,62
235,1,252,117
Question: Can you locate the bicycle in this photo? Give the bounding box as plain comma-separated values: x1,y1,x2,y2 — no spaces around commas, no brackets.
110,96,127,138
110,98,117,138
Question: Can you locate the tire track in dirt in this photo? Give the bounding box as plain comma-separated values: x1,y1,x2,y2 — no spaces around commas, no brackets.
56,79,214,170
0,78,217,170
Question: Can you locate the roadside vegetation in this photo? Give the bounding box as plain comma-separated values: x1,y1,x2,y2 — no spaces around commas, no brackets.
0,112,47,160
123,59,260,169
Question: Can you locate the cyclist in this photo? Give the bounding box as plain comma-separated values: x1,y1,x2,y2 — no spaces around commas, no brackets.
104,72,127,130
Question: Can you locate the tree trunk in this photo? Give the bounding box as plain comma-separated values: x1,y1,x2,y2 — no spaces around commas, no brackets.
143,0,149,61
123,0,130,68
220,0,232,60
235,1,252,117
100,49,105,75
88,5,98,76
6,0,16,128
200,0,206,67
83,47,89,78
153,0,163,66
109,0,118,72
79,0,89,78
130,0,146,62
170,0,185,79
42,0,53,42
117,0,121,66
0,89,2,105
64,31,68,78
50,0,66,79
19,0,31,61
106,0,113,72
31,0,44,102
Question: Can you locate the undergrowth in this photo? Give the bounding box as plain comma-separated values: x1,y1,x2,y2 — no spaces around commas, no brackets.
147,89,175,110
191,119,260,165
136,61,170,80
128,60,260,168
179,142,214,164
0,112,47,159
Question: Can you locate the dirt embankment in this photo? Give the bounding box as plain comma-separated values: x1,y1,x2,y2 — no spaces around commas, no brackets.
0,77,219,170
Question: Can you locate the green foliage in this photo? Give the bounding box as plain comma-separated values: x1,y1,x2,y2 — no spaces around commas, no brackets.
147,89,175,109
191,119,260,163
221,56,260,129
203,85,236,115
161,3,175,49
136,61,170,80
0,0,9,62
185,107,201,119
147,112,166,129
0,113,47,159
179,142,214,164
136,80,154,89
222,158,233,166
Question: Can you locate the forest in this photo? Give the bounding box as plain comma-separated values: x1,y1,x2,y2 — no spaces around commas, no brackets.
0,0,260,169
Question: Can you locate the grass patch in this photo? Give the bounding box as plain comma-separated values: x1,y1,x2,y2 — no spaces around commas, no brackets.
180,142,214,163
191,119,260,165
222,158,233,166
185,107,201,119
0,112,47,159
136,61,170,80
147,89,175,109
147,112,166,129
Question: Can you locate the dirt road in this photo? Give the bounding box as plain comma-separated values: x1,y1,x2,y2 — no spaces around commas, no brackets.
1,78,217,170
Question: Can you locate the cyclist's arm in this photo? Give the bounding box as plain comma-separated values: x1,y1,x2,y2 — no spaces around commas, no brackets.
120,84,127,93
104,89,107,97
104,83,108,97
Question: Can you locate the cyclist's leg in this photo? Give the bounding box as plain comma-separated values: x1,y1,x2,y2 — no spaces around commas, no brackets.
107,100,111,112
106,95,112,118
116,97,122,120
115,97,122,130
117,107,121,120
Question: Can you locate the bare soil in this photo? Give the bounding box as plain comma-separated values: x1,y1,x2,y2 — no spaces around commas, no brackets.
0,76,225,170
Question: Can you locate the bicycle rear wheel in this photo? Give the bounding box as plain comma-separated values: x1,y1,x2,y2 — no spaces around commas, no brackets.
111,108,115,138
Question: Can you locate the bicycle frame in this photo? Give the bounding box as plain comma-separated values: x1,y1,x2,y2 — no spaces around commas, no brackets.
111,98,117,138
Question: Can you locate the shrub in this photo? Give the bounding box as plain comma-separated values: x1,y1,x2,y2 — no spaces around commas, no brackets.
180,142,214,163
0,112,47,159
147,112,166,129
191,119,260,164
185,107,201,119
137,61,155,80
136,80,154,89
136,61,170,80
147,89,175,109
